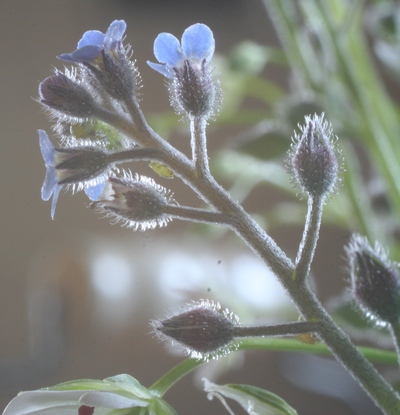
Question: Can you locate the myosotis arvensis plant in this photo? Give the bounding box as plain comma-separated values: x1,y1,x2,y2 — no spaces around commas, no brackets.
4,19,400,415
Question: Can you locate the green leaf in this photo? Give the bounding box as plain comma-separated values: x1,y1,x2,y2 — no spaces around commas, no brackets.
203,379,298,415
149,397,178,415
46,374,151,400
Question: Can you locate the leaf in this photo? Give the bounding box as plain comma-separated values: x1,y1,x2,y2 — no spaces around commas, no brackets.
149,397,178,415
203,379,298,415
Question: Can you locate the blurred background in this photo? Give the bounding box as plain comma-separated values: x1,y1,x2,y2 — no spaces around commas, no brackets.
1,1,398,414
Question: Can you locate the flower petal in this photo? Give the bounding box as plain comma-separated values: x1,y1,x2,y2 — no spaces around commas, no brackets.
38,130,55,167
104,20,127,49
50,185,61,220
153,32,183,66
147,61,172,78
77,30,105,48
181,23,215,63
80,391,148,409
41,167,57,201
85,182,106,201
66,45,103,63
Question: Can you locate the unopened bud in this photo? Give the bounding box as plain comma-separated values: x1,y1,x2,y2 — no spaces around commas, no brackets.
288,113,341,198
84,49,140,102
54,146,109,185
91,173,173,231
39,73,98,118
170,60,220,119
346,234,400,326
152,299,239,361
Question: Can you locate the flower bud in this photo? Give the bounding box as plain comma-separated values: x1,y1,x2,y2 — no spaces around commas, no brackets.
346,234,400,326
39,73,98,118
169,60,220,119
152,299,240,361
91,173,173,231
39,129,110,219
54,146,109,185
288,113,341,198
84,49,139,102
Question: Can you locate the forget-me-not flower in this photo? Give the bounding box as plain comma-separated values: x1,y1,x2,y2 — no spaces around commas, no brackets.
147,23,215,78
39,130,110,219
58,20,127,63
148,23,219,119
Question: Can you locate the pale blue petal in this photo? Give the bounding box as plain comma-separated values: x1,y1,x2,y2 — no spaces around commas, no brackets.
78,30,105,48
181,23,215,62
38,130,55,166
41,167,57,201
85,182,106,201
147,61,173,78
104,20,127,48
66,45,103,62
153,33,183,66
50,186,62,220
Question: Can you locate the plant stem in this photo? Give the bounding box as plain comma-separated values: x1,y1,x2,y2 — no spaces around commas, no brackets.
232,321,320,338
165,204,233,226
389,319,400,367
190,115,209,176
295,195,324,283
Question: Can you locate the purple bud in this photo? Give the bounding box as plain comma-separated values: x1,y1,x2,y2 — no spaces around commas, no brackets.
90,173,173,231
84,49,140,102
39,73,98,118
289,114,341,198
54,146,109,185
152,299,240,360
169,59,219,119
346,234,400,326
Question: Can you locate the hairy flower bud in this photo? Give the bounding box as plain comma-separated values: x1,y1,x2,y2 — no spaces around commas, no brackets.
84,49,140,102
169,60,219,119
288,113,341,198
91,172,173,231
346,234,400,326
39,73,98,118
152,299,240,360
39,129,110,219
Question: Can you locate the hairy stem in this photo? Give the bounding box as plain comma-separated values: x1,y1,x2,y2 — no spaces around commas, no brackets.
295,195,324,283
190,115,209,176
232,321,320,338
100,74,400,414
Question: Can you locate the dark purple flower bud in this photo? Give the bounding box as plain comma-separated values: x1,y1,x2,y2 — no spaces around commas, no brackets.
152,299,240,360
288,113,341,198
346,234,400,326
39,73,98,118
90,173,173,231
39,130,110,219
84,48,140,102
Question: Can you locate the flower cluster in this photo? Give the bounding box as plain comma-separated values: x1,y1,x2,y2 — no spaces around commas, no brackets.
38,20,218,226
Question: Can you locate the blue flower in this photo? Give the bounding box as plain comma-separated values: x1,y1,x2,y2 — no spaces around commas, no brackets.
58,20,127,63
147,23,215,78
39,130,109,219
39,129,61,220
